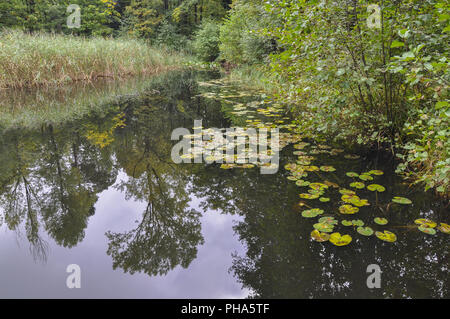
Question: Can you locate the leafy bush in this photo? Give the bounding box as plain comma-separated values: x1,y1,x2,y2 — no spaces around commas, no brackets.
154,21,190,51
265,0,449,194
219,0,277,65
193,21,221,62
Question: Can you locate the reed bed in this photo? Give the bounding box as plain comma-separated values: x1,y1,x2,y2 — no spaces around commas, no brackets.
0,30,186,89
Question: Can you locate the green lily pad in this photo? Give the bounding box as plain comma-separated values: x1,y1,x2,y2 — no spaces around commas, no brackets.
304,166,320,172
414,219,437,228
313,222,335,233
309,183,329,190
296,180,310,187
376,230,397,242
284,163,297,171
339,189,356,195
344,154,360,160
418,226,437,235
299,193,320,199
369,170,384,175
339,204,359,214
357,226,374,236
319,197,330,202
352,199,371,207
311,230,330,242
320,166,336,172
392,196,412,205
374,217,388,225
350,182,365,189
342,220,353,226
359,174,374,181
319,216,338,225
329,233,352,246
367,184,386,192
341,194,360,203
308,189,324,196
301,208,324,218
352,220,364,227
287,176,298,181
297,159,311,165
438,223,450,234
346,172,359,178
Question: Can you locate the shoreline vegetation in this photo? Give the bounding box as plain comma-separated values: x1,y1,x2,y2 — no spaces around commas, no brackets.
0,30,187,89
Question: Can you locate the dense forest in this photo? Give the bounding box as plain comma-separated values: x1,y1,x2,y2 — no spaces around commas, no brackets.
0,0,448,194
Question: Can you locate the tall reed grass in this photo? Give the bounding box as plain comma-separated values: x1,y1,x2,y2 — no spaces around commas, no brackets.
0,30,187,89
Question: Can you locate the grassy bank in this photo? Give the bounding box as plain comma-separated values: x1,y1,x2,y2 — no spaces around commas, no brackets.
0,30,187,89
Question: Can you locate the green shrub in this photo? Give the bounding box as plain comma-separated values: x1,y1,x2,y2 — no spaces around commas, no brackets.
219,0,277,65
154,21,189,51
193,21,221,62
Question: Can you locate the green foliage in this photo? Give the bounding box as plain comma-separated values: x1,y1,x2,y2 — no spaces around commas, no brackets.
263,0,449,194
193,20,221,62
0,0,120,36
219,0,277,64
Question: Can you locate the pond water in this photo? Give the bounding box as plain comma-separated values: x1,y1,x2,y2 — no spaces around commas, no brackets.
0,70,448,298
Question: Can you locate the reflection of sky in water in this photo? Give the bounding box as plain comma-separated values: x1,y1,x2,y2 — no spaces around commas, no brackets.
0,173,248,298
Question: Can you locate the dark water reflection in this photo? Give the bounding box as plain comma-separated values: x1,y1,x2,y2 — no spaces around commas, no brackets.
0,70,448,298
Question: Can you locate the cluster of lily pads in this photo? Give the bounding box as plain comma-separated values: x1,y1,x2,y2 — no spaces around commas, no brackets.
195,79,302,171
284,142,449,246
198,78,449,245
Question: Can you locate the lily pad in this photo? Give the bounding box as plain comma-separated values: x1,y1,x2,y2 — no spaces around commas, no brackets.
392,197,412,205
284,163,297,171
299,193,320,199
369,170,384,175
367,184,386,192
301,208,324,218
342,220,353,226
297,159,311,165
359,174,374,181
352,220,364,227
319,217,338,225
313,222,335,233
320,166,336,172
346,172,359,178
352,199,371,207
376,230,397,243
357,226,374,236
418,226,437,235
374,217,388,225
339,189,356,195
311,230,330,242
437,223,450,234
309,183,329,190
304,166,320,172
414,219,437,228
339,205,359,215
287,176,298,181
329,233,352,246
296,180,310,187
350,182,365,189
341,194,360,203
319,197,330,202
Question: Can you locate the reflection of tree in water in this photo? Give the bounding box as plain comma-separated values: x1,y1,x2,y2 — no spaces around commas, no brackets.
104,78,209,276
0,119,117,257
0,70,216,274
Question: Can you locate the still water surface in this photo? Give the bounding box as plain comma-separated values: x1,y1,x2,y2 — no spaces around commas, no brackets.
0,70,448,298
